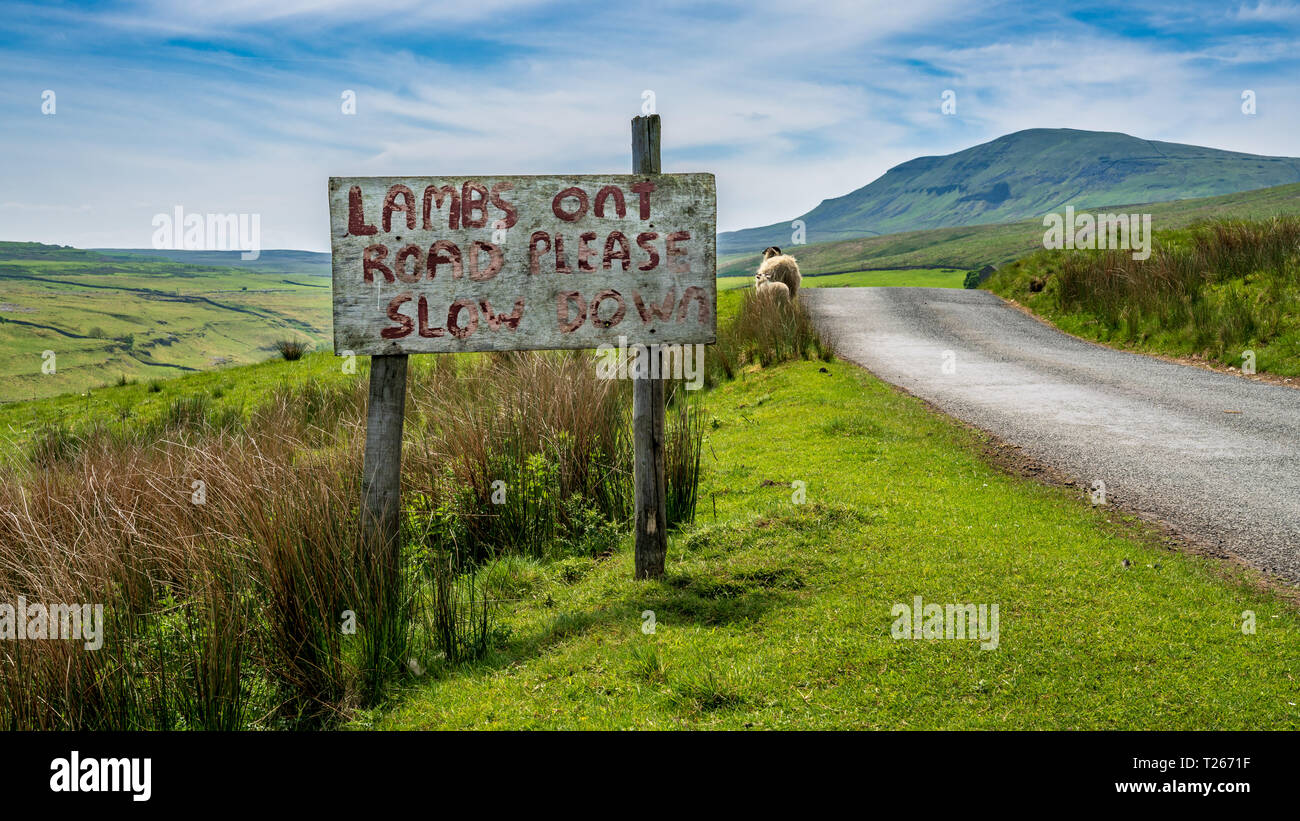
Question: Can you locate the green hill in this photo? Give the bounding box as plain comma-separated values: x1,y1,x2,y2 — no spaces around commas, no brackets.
0,243,331,403
718,181,1300,279
719,129,1300,254
93,248,332,276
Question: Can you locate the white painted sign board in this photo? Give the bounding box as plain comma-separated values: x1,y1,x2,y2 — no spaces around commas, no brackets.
329,174,716,355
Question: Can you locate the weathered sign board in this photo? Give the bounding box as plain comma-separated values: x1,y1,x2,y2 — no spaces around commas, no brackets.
328,174,716,355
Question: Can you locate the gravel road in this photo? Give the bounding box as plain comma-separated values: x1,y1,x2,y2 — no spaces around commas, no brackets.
803,286,1300,583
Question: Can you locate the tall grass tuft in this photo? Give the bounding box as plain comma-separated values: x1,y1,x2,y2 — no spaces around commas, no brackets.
404,351,633,562
665,384,704,529
1032,216,1300,369
707,290,833,385
274,339,311,361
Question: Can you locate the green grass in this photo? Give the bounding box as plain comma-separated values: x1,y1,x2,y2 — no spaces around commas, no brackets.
6,240,1298,729
985,217,1300,377
367,357,1300,730
0,350,356,457
0,243,330,402
719,267,965,291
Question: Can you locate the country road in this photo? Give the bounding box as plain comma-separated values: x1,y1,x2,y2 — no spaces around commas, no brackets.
803,287,1300,583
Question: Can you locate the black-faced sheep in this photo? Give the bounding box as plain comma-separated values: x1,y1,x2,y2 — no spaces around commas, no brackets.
757,246,801,298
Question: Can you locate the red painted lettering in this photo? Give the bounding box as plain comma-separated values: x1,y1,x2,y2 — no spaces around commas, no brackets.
552,187,589,222
603,231,631,271
557,291,586,332
636,232,660,271
529,231,551,276
467,240,504,282
348,186,378,236
461,181,489,229
447,299,479,340
633,287,677,322
363,244,394,283
593,185,626,218
382,184,417,232
394,244,424,284
631,181,655,219
578,232,597,272
490,181,518,228
666,230,691,273
589,289,626,329
428,240,463,280
381,292,414,338
422,184,459,230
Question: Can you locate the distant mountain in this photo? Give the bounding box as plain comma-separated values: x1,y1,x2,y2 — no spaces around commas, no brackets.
719,128,1300,253
92,248,332,277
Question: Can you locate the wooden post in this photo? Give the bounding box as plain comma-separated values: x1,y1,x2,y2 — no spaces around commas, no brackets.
632,114,668,580
361,354,408,567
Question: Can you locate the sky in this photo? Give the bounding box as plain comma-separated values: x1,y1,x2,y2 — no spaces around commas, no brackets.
1,0,1298,251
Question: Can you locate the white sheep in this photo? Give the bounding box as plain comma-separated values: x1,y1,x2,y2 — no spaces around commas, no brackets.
753,271,791,302
757,246,801,298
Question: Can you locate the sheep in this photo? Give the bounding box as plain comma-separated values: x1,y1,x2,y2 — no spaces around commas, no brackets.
757,246,801,298
753,271,791,302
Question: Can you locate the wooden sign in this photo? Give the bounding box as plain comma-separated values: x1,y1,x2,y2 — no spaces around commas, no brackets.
328,174,716,355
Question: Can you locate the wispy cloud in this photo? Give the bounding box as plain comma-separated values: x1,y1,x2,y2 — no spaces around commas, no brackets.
1,0,1297,249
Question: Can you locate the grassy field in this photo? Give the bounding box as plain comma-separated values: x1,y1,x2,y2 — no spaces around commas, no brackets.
369,355,1300,730
3,272,1297,729
717,182,1300,279
719,267,966,291
0,243,330,402
0,349,353,455
985,216,1300,378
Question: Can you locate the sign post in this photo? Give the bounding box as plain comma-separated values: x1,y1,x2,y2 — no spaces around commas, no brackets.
330,117,713,582
360,352,406,571
631,114,667,580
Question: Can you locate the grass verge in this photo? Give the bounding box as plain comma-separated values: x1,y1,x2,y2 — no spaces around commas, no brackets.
370,357,1300,730
985,217,1300,377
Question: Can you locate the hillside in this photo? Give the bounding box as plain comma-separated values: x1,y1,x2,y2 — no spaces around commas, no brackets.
719,129,1300,253
0,243,331,402
94,248,332,277
718,181,1300,279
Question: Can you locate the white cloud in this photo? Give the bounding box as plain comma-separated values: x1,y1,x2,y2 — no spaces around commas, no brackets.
1,1,1298,249
1233,2,1300,22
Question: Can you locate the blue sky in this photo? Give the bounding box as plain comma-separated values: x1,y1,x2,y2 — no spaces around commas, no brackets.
2,0,1298,250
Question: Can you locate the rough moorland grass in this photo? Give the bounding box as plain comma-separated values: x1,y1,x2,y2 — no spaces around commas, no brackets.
703,288,832,387
0,348,704,729
986,216,1300,377
370,357,1300,730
